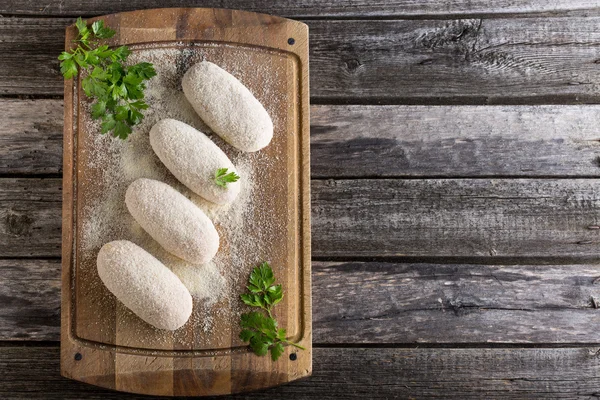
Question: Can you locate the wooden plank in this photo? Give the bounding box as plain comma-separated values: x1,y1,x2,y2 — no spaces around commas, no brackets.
311,105,600,178
4,345,600,398
0,179,62,258
312,178,600,259
7,259,600,344
2,0,599,18
0,100,63,175
0,18,65,95
7,101,600,177
313,262,600,343
0,260,60,341
5,178,600,259
6,17,600,103
310,17,600,103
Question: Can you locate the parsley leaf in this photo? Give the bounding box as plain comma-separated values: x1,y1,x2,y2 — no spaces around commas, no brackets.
241,261,283,313
58,17,155,139
75,17,89,42
270,342,285,361
112,46,131,62
100,113,116,134
91,20,116,39
91,101,106,119
129,62,157,80
58,52,72,61
214,168,241,188
60,58,78,79
129,108,144,125
113,120,132,139
239,262,305,361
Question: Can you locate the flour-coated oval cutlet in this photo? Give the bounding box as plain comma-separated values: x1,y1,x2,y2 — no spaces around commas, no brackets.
182,60,273,152
125,178,219,264
150,118,240,205
97,240,193,331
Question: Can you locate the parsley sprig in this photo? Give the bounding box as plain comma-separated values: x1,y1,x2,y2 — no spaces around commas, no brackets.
58,17,156,139
240,262,305,361
214,168,240,188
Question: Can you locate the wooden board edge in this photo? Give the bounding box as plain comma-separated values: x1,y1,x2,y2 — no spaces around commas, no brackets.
83,8,309,53
60,18,76,381
297,9,312,379
14,345,600,398
59,350,312,396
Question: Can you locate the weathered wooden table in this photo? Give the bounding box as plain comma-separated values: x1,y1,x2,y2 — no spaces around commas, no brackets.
3,1,600,398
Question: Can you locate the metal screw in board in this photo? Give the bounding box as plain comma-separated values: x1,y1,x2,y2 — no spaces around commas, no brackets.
74,353,82,361
289,353,297,361
288,38,295,45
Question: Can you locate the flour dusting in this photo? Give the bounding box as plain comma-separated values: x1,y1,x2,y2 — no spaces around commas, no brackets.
75,44,292,349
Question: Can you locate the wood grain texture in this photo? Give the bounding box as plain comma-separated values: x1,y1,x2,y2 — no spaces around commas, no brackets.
312,179,600,259
0,178,62,257
5,345,600,399
6,178,600,259
7,17,600,103
5,2,600,398
0,17,65,95
8,101,600,178
310,17,600,103
313,261,600,343
0,260,60,341
311,105,600,178
8,259,600,344
61,8,311,396
2,0,599,17
0,100,63,175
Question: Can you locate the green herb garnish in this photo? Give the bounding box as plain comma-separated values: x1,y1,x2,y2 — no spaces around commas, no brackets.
239,262,305,361
214,168,240,188
58,17,156,139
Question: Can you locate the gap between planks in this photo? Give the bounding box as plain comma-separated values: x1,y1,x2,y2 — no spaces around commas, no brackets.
7,178,600,259
4,345,600,398
2,0,600,19
6,259,600,343
6,17,600,104
5,100,600,178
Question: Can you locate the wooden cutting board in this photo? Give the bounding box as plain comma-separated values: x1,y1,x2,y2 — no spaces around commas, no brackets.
60,8,311,396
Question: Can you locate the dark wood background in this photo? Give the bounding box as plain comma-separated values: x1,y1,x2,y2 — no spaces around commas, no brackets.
3,1,600,398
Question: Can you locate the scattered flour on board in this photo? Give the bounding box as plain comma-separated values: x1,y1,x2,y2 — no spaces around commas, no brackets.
77,45,287,346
